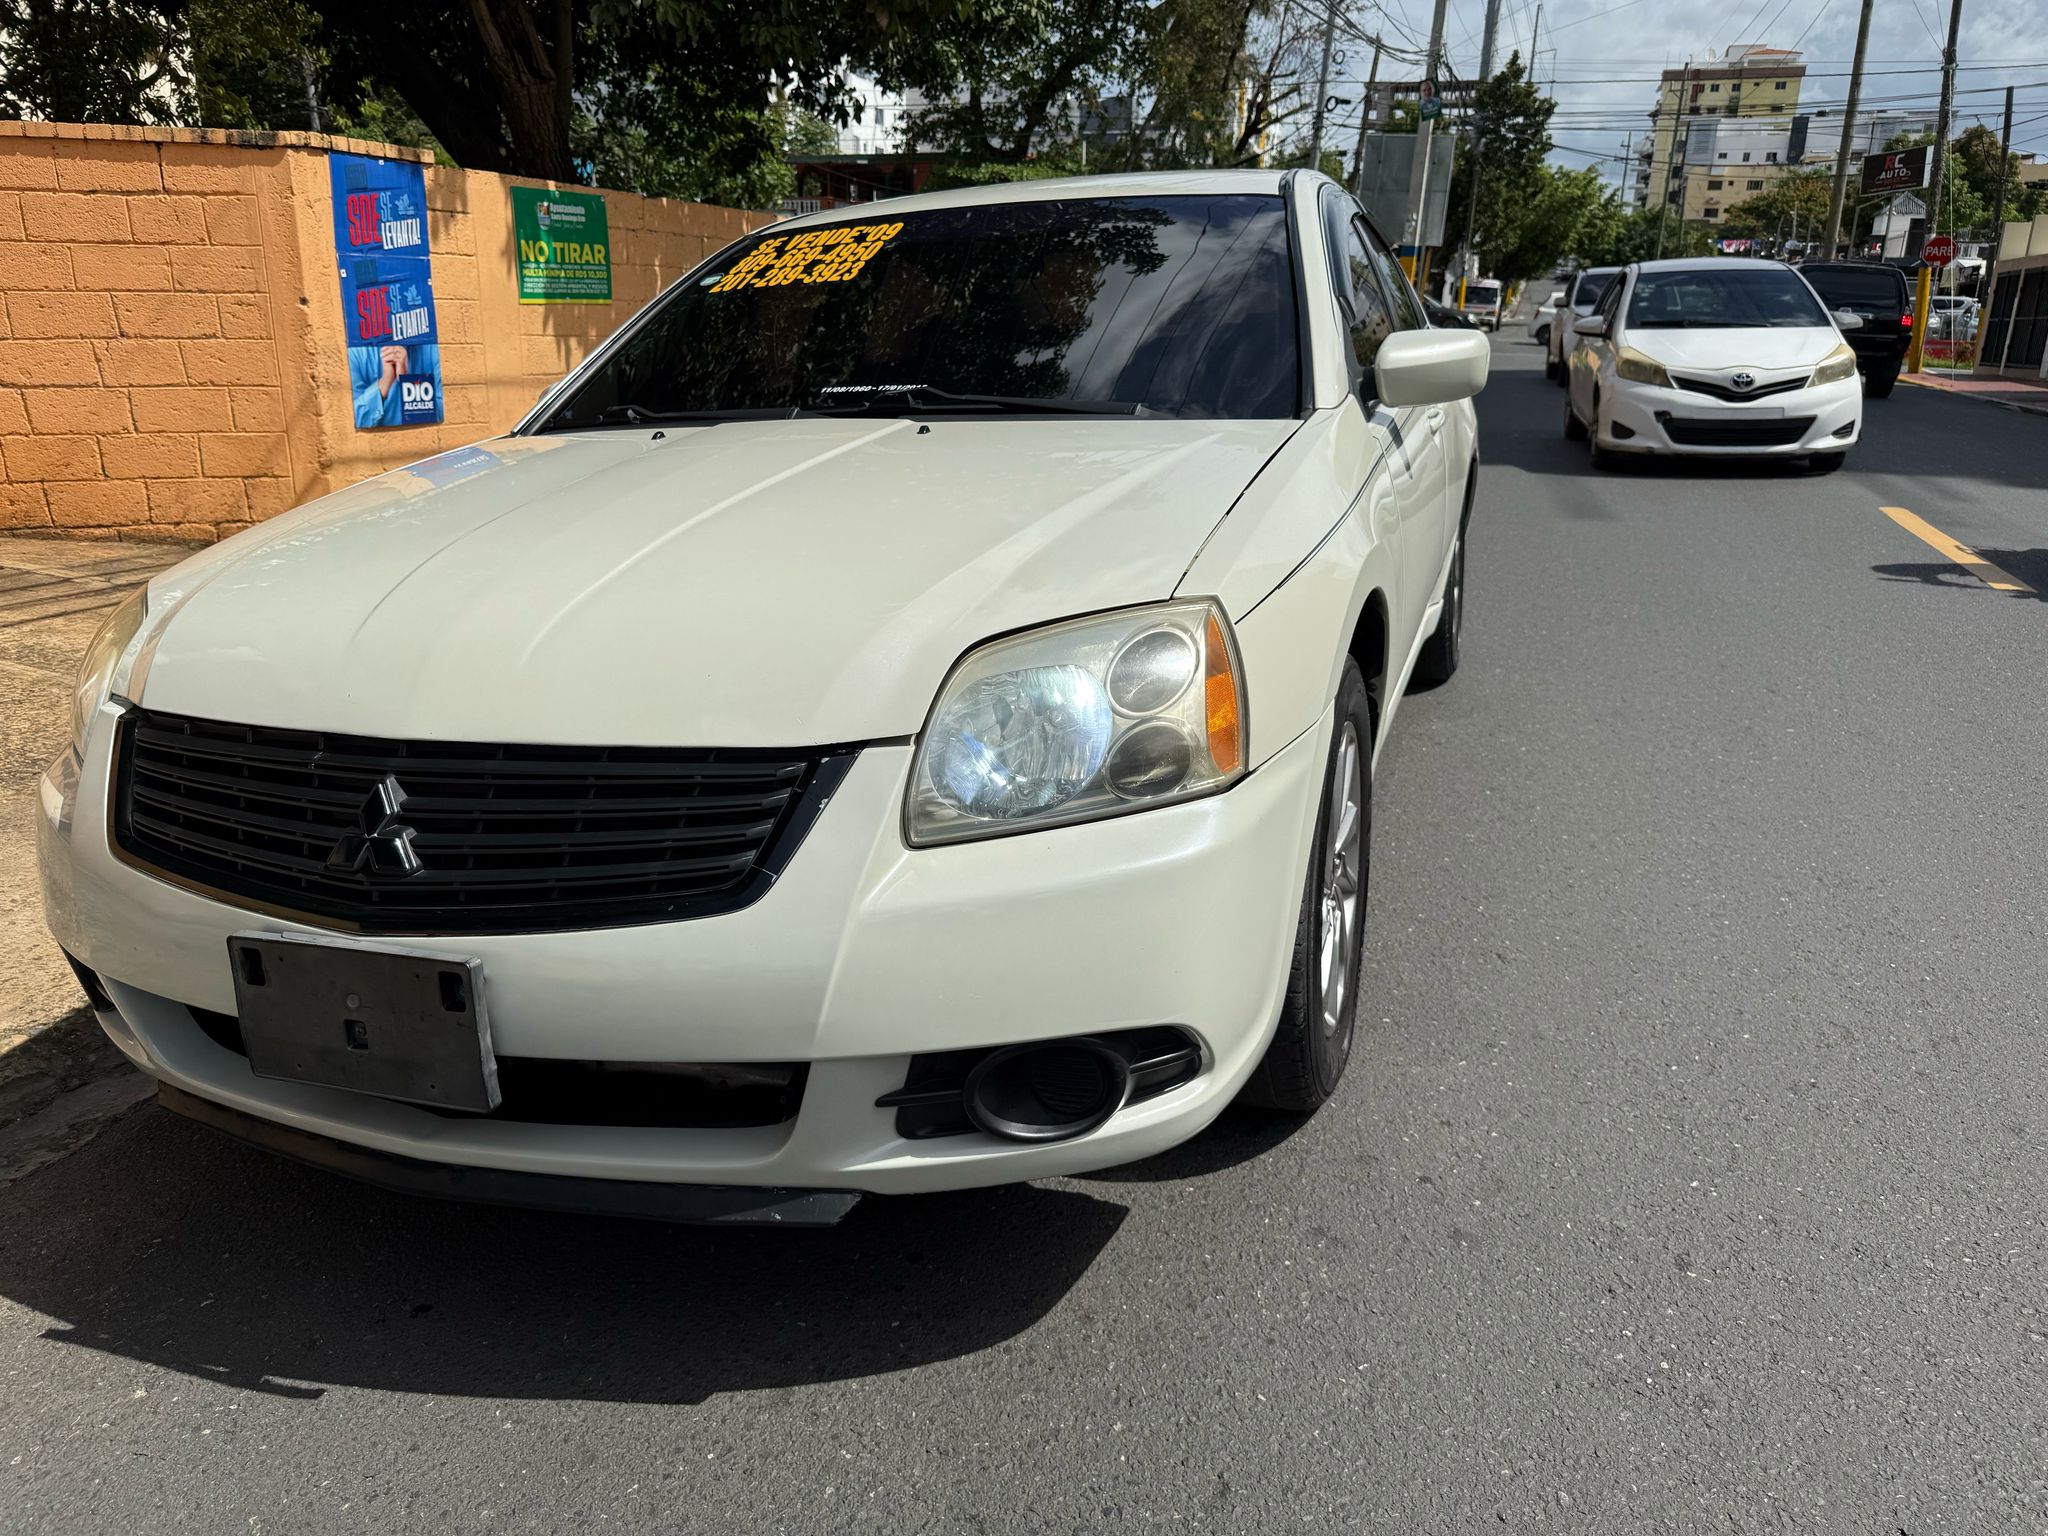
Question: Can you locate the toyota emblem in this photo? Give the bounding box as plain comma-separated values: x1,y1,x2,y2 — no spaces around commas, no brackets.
1729,371,1757,391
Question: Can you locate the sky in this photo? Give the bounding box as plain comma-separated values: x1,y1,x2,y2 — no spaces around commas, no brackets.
1338,0,2048,188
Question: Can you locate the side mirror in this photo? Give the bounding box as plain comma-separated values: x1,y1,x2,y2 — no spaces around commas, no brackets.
1374,328,1490,407
1573,314,1609,337
1833,310,1865,331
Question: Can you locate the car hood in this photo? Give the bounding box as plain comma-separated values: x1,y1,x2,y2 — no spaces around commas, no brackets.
1626,327,1845,372
136,418,1295,747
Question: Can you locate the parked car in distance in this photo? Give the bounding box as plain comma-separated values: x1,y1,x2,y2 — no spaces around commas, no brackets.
1450,277,1505,331
1547,266,1619,382
43,169,1491,1226
1423,295,1478,329
1564,257,1863,472
1926,293,1979,341
1798,261,1912,396
1531,289,1567,347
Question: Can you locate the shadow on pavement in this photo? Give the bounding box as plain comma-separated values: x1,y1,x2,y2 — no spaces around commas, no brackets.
1871,549,2048,601
0,1104,1127,1405
1079,1103,1312,1183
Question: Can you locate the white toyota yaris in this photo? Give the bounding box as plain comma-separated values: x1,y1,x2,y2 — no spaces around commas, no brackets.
1565,258,1863,471
41,170,1488,1225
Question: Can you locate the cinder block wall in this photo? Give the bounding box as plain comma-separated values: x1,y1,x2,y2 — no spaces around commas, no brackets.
0,122,769,542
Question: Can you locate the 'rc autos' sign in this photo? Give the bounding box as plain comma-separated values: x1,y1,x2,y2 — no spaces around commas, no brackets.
1859,145,1930,198
513,187,612,303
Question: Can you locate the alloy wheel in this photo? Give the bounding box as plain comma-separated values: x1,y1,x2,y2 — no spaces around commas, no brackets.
1319,722,1365,1041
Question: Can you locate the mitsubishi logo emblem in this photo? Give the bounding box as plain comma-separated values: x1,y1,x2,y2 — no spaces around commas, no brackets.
1729,371,1757,391
326,774,422,877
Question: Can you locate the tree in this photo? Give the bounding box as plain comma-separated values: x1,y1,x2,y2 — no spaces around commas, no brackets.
1487,165,1610,281
1576,206,1711,266
0,0,183,123
1718,168,1832,242
1438,56,1555,277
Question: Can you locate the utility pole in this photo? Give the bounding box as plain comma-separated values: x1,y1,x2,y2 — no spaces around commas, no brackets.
1527,4,1541,76
1987,86,2015,371
1402,0,1454,285
1621,130,1633,202
1908,0,1965,373
1456,0,1506,308
1308,2,1340,171
1655,63,1690,261
1823,0,1874,259
1350,40,1384,194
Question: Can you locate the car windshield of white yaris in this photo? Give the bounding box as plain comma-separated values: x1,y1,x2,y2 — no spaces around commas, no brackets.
1626,268,1830,329
535,195,1300,428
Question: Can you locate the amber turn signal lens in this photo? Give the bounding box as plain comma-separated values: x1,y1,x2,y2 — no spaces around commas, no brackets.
1204,611,1241,775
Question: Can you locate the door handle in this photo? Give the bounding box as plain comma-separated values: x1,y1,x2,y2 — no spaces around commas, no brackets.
1426,407,1445,435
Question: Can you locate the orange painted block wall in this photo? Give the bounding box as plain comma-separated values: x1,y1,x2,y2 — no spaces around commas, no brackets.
0,122,770,542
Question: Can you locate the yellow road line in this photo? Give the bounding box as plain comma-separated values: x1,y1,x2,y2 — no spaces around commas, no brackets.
1879,505,2035,594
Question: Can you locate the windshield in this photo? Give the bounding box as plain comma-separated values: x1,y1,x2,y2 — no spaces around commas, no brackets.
1467,283,1502,303
1800,267,1905,308
1626,267,1830,329
537,194,1300,427
1573,272,1614,308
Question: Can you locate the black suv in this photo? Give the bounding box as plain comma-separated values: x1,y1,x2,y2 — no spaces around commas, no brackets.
1797,262,1913,398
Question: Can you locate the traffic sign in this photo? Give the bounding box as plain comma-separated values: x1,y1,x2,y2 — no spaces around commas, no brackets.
1921,234,1956,267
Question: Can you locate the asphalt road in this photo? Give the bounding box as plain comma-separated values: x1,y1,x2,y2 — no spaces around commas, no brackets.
5,336,2046,1535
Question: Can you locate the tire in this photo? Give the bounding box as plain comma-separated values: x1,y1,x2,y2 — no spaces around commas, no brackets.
1863,365,1898,399
1586,394,1617,469
1563,391,1587,441
1411,500,1468,687
1535,324,1551,348
1544,353,1560,381
1240,661,1372,1113
1808,451,1846,474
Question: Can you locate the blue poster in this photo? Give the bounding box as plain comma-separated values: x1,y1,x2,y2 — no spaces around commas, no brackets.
330,153,443,430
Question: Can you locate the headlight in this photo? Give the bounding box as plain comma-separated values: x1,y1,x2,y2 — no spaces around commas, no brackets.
71,588,148,753
1614,347,1671,387
1812,344,1858,386
907,600,1246,846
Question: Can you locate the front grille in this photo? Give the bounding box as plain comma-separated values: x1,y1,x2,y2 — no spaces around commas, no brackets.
114,708,855,933
1659,415,1815,448
1672,374,1810,403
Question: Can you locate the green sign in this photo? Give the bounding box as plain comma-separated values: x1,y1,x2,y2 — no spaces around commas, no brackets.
513,186,611,303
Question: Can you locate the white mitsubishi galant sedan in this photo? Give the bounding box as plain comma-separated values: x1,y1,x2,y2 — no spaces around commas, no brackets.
1564,257,1862,471
41,170,1489,1225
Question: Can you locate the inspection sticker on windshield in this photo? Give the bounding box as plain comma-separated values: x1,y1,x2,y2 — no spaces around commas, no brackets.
709,222,905,293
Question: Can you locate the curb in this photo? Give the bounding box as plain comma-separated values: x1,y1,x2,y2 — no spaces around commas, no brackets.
1899,374,2048,419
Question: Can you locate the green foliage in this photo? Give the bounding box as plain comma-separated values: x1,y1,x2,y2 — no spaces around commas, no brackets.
1439,56,1557,279
1575,207,1712,266
1717,168,1832,240
0,0,184,123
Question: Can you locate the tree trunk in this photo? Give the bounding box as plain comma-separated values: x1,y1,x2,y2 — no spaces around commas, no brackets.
464,0,576,181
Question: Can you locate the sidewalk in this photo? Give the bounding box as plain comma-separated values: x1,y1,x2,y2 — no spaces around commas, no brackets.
1901,369,2048,418
0,534,196,1179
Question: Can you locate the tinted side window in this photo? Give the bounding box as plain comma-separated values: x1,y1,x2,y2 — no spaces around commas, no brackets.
1339,220,1397,374
1356,217,1425,332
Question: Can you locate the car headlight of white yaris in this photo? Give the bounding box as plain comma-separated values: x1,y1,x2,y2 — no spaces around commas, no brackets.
70,588,148,754
1812,344,1858,386
1614,347,1672,387
907,600,1246,846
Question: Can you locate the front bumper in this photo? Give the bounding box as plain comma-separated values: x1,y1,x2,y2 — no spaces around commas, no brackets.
40,704,1329,1199
1598,373,1862,456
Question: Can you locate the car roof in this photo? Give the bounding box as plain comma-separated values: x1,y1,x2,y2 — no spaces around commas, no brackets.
1631,257,1793,274
773,169,1290,233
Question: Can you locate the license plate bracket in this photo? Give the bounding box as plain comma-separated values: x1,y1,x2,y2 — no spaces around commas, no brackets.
228,935,500,1112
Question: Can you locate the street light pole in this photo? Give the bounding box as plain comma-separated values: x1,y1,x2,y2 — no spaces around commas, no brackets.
1908,0,1965,373
1823,0,1875,258
1456,0,1506,309
1401,0,1454,285
1308,1,1340,171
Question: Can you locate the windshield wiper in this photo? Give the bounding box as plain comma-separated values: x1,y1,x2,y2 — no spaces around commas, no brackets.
542,403,782,432
805,385,1142,417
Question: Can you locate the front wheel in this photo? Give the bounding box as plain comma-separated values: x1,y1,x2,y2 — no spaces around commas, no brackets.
1864,366,1898,399
1563,391,1587,441
1544,353,1560,381
1411,517,1466,686
1239,662,1372,1113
